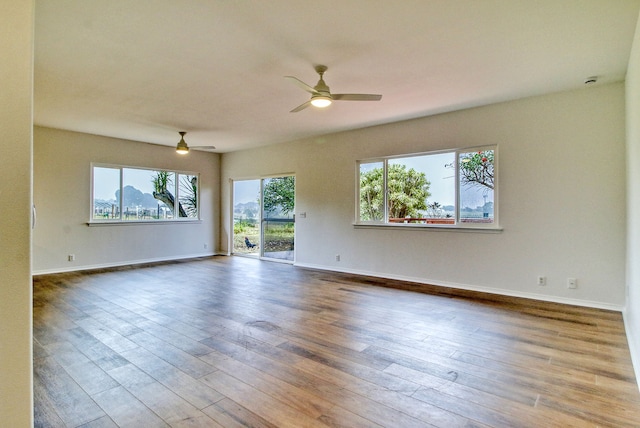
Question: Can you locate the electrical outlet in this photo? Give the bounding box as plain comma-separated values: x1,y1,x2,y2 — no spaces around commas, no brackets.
537,276,546,286
335,254,341,262
567,278,577,289
68,254,75,262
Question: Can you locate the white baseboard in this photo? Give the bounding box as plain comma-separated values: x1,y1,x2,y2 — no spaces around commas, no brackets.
31,252,218,276
294,262,625,312
35,255,624,312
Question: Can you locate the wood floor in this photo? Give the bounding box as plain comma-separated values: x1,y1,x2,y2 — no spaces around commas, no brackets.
33,256,640,427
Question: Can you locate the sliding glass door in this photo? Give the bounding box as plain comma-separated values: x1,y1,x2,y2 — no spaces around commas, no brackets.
232,180,261,256
232,175,295,262
261,176,295,262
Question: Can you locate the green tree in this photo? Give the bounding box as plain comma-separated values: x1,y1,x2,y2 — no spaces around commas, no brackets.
152,171,188,217
263,176,295,216
360,164,431,220
457,150,494,190
360,167,384,220
179,175,198,217
426,201,444,218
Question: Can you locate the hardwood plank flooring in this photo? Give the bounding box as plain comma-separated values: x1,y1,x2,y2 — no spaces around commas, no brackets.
33,256,640,427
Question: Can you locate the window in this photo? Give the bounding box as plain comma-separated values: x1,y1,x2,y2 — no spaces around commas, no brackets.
357,146,496,228
91,164,199,222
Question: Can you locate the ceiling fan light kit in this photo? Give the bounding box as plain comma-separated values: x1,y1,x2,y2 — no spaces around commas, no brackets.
285,65,382,112
174,131,217,154
176,131,189,154
310,95,332,108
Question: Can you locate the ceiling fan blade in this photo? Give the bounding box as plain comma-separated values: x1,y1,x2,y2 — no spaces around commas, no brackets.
332,94,382,101
284,76,317,94
290,100,311,113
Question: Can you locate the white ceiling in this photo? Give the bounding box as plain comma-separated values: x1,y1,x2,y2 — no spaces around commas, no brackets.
34,1,640,153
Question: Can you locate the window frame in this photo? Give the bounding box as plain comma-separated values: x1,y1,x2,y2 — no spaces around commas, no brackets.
356,145,499,230
89,163,201,225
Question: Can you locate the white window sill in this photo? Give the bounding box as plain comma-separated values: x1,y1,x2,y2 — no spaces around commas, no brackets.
87,220,202,227
353,222,503,233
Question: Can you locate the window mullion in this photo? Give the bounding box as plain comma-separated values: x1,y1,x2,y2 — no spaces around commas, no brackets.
455,150,460,224
383,160,389,223
173,173,178,220
119,167,124,221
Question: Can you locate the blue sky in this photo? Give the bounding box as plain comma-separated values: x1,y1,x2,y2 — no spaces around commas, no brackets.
362,152,456,207
93,167,188,201
389,152,456,207
234,179,260,205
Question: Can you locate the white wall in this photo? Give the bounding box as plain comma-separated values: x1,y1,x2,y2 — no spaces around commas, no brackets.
33,127,220,273
0,1,34,426
625,10,640,385
222,83,626,309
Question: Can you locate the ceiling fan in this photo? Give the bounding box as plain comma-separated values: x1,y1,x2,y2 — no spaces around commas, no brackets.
175,132,216,154
285,65,382,113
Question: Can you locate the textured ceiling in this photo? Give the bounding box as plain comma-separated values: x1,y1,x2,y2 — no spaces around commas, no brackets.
34,0,640,152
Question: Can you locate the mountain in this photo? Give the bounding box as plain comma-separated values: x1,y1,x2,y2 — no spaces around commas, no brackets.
234,201,259,214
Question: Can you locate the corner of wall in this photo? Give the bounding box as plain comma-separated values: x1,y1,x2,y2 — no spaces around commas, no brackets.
624,9,640,391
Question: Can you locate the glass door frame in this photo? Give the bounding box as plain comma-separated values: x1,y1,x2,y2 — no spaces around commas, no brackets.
230,178,261,258
260,175,295,263
230,174,295,263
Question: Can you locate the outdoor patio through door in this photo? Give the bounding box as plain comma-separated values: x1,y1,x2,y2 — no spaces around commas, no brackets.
261,176,295,261
232,176,295,262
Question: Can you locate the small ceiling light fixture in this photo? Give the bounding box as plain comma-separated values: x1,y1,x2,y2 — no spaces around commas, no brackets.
176,131,189,154
310,95,332,108
584,76,598,85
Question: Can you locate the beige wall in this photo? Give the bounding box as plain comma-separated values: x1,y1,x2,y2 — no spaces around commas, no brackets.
222,83,627,309
0,1,34,426
33,127,220,273
625,10,640,385
2,10,634,424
